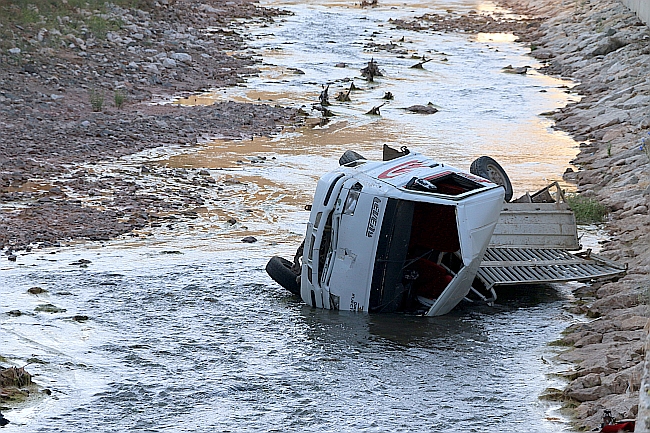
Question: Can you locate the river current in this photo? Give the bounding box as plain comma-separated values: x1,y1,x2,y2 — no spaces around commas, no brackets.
2,0,586,431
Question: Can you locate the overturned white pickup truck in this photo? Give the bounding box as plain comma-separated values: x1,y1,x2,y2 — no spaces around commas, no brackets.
266,146,626,316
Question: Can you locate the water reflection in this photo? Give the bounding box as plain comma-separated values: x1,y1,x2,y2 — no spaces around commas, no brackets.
177,0,580,198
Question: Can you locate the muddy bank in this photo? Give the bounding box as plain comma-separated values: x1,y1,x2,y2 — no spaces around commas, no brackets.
495,0,650,429
0,0,302,251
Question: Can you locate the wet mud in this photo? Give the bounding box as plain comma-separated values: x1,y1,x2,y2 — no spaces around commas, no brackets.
0,0,302,251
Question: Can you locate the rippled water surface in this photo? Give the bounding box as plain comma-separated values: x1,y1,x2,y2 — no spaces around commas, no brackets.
1,0,586,431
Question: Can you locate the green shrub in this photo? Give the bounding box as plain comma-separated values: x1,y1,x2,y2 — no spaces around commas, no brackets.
89,88,104,112
565,194,608,224
547,339,572,347
88,15,109,39
114,89,126,109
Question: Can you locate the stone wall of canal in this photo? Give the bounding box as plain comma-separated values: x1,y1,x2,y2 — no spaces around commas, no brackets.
501,0,650,429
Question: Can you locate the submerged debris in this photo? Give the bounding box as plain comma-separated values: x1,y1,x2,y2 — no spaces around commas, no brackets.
361,59,382,81
27,287,47,295
502,65,529,74
335,88,352,102
365,103,386,116
0,366,33,404
35,304,66,313
411,57,432,69
0,366,31,389
360,0,377,7
318,84,331,106
312,105,335,117
405,104,439,114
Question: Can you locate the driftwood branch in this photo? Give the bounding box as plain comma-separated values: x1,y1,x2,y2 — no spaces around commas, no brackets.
335,88,352,102
411,57,432,69
361,58,382,81
319,84,330,106
365,102,387,116
312,104,334,117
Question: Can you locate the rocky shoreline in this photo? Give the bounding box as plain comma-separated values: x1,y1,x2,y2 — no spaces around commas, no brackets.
0,0,303,252
497,0,650,429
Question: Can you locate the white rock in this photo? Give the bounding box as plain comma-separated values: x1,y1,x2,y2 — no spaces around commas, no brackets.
133,33,144,41
8,48,21,55
143,64,159,74
170,52,192,63
37,28,48,42
154,52,168,60
50,94,64,100
127,61,139,70
106,32,122,43
162,58,176,68
198,4,224,13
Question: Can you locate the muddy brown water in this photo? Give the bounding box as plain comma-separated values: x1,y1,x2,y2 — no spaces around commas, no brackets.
1,0,588,431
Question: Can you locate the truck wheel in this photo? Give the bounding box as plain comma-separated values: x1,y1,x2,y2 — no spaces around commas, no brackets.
266,256,300,296
470,156,513,202
339,150,366,166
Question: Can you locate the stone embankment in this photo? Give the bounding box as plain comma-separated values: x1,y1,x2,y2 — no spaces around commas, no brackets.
0,0,302,251
499,0,650,429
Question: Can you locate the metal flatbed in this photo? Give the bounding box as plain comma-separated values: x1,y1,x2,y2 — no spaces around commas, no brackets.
473,247,627,302
467,183,628,304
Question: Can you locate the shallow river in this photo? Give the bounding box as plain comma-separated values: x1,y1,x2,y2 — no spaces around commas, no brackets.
1,0,589,431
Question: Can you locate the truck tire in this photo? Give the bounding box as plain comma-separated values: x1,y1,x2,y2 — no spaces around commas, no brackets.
266,256,300,296
470,156,513,202
339,150,366,166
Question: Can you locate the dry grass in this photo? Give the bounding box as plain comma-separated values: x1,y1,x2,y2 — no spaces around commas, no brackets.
0,0,154,50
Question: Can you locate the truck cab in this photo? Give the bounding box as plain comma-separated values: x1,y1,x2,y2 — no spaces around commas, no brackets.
299,150,504,316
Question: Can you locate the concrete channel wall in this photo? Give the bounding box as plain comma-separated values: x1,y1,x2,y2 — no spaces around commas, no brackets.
619,0,650,25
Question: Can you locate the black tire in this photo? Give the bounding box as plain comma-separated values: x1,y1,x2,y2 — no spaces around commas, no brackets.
266,256,300,296
470,156,513,202
339,150,366,166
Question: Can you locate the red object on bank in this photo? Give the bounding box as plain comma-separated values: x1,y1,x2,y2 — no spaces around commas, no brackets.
600,420,635,432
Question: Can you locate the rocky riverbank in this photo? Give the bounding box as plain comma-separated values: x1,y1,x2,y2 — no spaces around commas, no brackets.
496,0,650,429
0,0,302,252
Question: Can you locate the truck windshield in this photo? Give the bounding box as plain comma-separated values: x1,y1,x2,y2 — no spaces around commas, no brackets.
318,211,334,284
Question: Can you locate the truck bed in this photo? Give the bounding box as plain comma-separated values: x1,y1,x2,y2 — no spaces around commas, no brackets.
471,183,627,303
